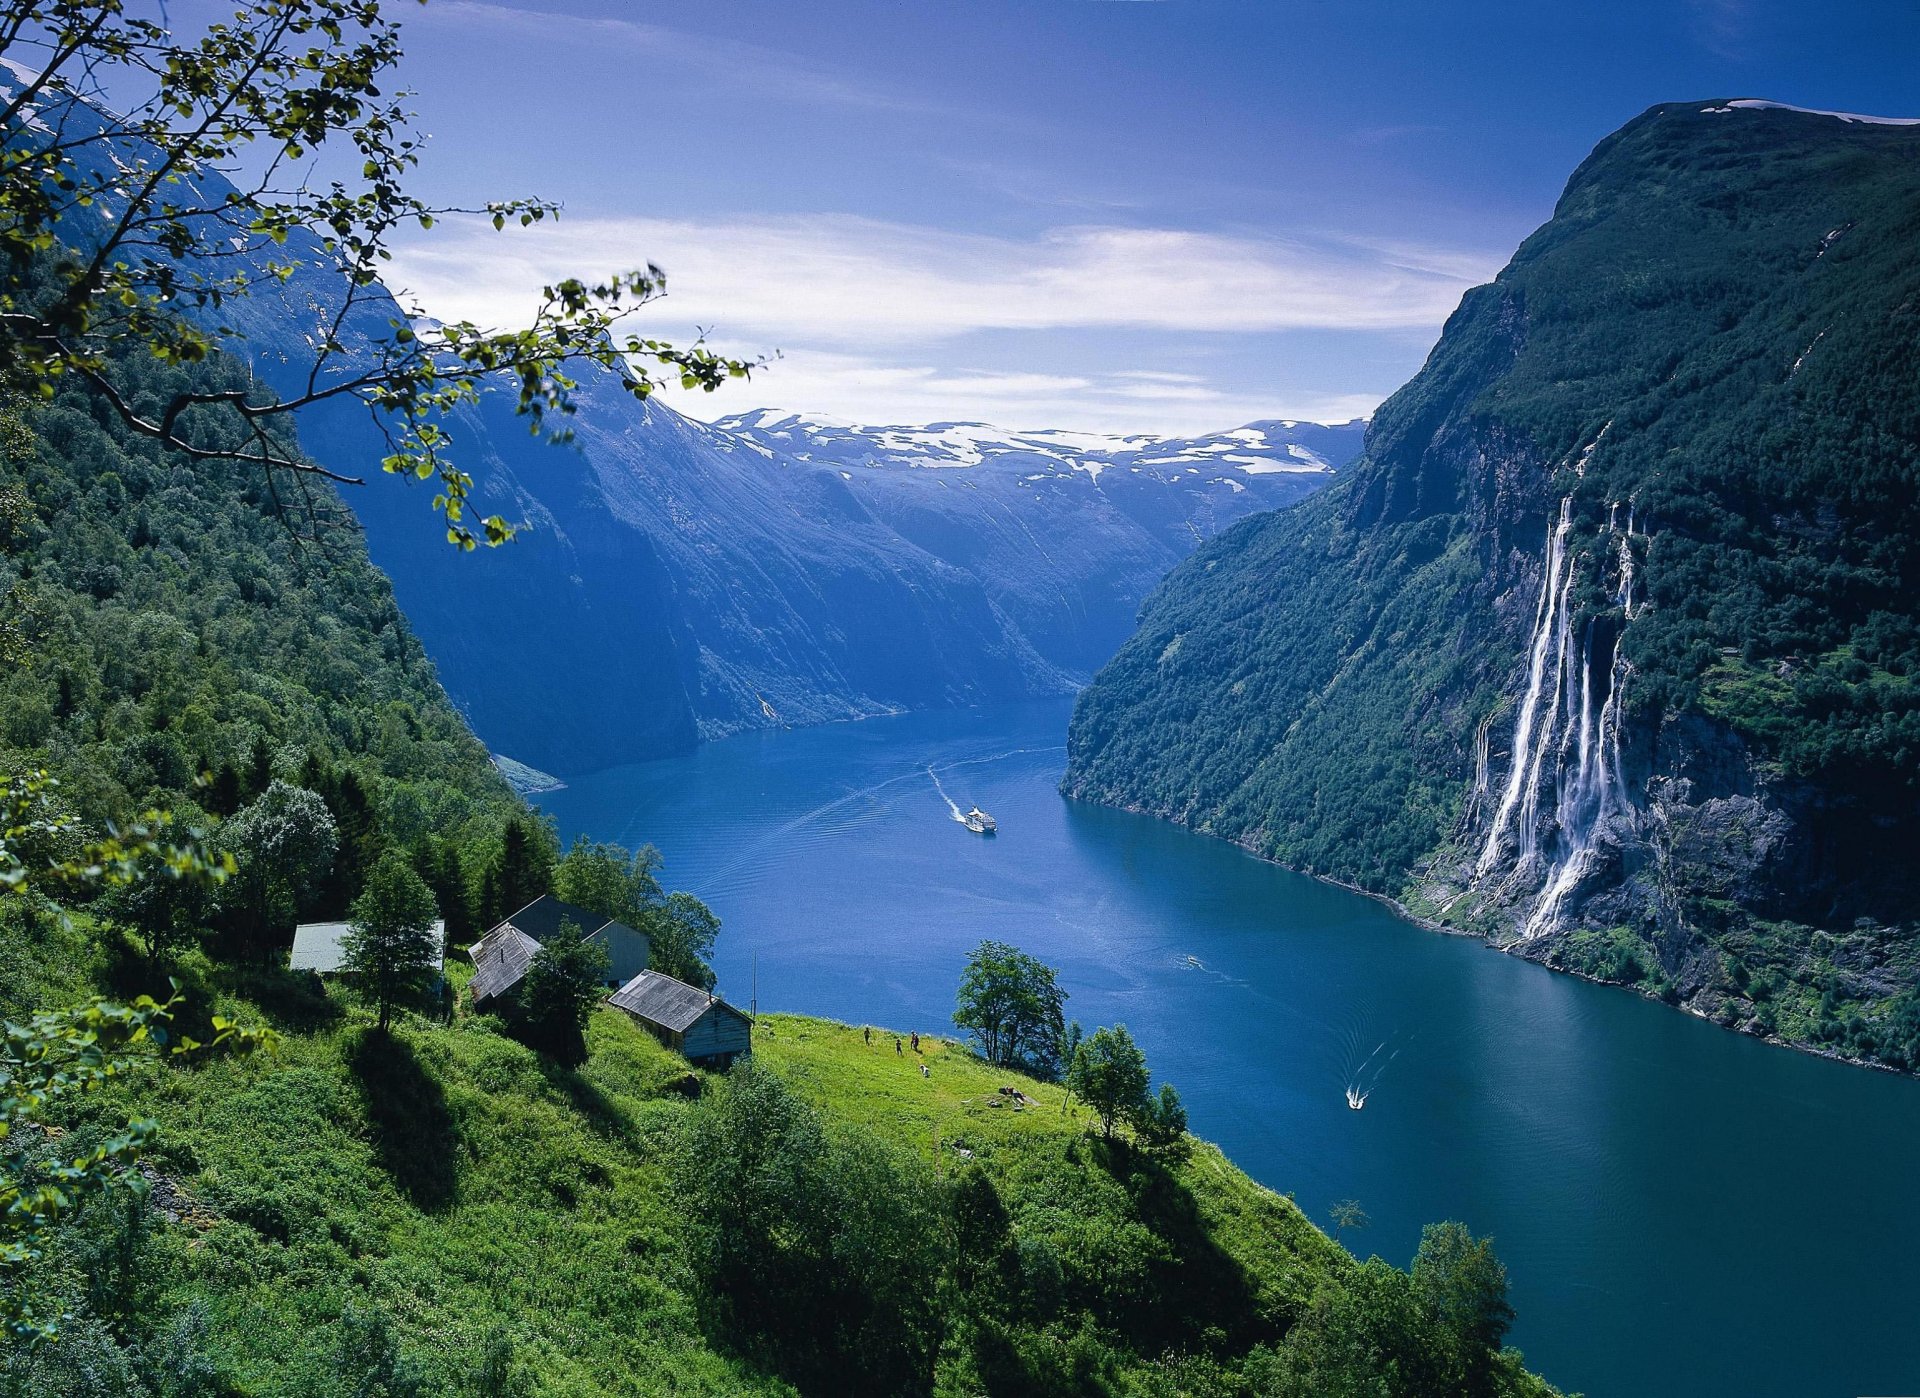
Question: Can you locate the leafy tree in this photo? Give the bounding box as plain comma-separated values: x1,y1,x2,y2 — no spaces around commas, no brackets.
653,891,721,990
1137,1081,1189,1159
516,919,608,1066
215,780,337,955
0,994,270,1340
342,851,441,1032
552,837,660,929
954,941,1068,1076
472,1327,531,1398
947,1166,1016,1302
148,1303,222,1398
552,837,718,986
98,841,215,966
330,1303,423,1398
0,0,754,549
676,1062,942,1396
1067,1024,1150,1142
1412,1221,1515,1397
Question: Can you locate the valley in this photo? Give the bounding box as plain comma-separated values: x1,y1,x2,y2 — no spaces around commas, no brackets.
4,3,1919,1395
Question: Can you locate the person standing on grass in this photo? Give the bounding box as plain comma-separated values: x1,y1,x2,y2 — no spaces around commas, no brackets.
911,1031,920,1052
864,1025,871,1047
895,1036,903,1054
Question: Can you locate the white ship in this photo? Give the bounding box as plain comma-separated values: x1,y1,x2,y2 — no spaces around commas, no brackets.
963,806,997,835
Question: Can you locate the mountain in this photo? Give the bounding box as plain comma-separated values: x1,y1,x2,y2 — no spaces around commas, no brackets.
1,46,1362,782
713,411,1363,677
1064,99,1920,1070
276,351,1359,775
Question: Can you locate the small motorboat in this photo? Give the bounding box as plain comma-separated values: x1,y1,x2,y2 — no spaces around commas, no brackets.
963,806,997,835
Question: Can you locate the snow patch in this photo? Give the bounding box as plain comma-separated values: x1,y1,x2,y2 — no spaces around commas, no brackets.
1703,98,1920,126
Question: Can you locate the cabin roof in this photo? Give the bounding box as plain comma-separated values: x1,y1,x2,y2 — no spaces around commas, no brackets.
471,896,651,1002
609,971,748,1034
495,894,610,942
291,919,444,975
468,924,542,1002
490,895,648,952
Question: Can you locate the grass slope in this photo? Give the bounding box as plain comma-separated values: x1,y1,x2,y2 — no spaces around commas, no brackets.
5,914,1561,1395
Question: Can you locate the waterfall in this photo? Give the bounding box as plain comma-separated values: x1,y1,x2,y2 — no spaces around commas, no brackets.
1473,496,1642,937
1464,714,1494,828
1476,499,1575,877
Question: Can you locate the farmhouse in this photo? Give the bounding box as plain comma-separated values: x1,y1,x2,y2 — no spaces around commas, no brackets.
467,895,650,1005
291,919,446,975
610,971,753,1069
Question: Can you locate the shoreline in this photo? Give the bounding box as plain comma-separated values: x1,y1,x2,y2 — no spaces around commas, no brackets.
1064,788,1914,1082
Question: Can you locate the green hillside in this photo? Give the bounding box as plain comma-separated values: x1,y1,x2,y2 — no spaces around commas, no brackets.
1065,100,1920,1069
0,349,528,951
1,913,1562,1396
0,346,1559,1394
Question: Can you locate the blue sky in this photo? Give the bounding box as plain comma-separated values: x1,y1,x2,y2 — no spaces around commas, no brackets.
374,0,1920,433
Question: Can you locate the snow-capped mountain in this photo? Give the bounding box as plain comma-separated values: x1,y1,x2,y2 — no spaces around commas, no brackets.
700,409,1365,686
713,410,1361,482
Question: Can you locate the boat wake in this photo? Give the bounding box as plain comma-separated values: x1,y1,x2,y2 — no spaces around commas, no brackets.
927,766,967,823
1339,1024,1411,1111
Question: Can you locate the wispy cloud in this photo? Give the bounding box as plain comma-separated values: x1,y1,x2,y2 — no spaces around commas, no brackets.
411,2,944,116
383,210,1484,432
386,212,1499,348
1688,0,1754,62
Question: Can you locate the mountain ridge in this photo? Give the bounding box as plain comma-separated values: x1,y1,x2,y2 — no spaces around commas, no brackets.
1065,99,1920,1070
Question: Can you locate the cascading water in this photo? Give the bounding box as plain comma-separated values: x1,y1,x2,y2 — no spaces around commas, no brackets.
1475,499,1575,878
1474,497,1642,937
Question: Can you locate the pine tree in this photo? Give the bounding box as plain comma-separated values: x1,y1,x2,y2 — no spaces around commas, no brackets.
342,852,441,1033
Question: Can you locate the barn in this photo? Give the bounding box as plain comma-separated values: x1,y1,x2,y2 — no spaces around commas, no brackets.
609,971,753,1068
467,895,650,1005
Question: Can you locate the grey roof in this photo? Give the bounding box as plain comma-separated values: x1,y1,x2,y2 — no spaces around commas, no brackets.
468,924,541,1003
609,971,747,1034
291,920,444,975
496,894,613,943
489,895,648,965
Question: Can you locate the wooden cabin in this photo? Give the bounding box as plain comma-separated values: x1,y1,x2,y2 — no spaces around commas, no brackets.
467,895,650,1005
609,971,753,1069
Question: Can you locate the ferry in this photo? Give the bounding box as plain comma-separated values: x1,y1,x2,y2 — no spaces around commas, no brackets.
963,806,997,835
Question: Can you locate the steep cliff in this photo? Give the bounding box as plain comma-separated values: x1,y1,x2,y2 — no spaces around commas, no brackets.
1065,100,1920,1068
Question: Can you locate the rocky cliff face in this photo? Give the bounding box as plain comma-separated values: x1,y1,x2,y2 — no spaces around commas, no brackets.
1067,100,1920,1068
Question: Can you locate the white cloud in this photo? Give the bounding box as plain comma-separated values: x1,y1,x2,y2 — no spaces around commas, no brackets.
385,212,1497,348
383,211,1486,433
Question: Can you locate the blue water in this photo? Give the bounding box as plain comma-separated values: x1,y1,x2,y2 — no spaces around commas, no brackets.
538,701,1920,1398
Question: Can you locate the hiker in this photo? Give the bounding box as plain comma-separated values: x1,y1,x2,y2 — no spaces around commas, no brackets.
863,1025,871,1046
895,1036,903,1054
911,1031,920,1052
920,1062,929,1079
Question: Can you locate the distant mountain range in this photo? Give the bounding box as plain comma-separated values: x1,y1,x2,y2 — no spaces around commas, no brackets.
709,410,1363,679
279,344,1360,774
